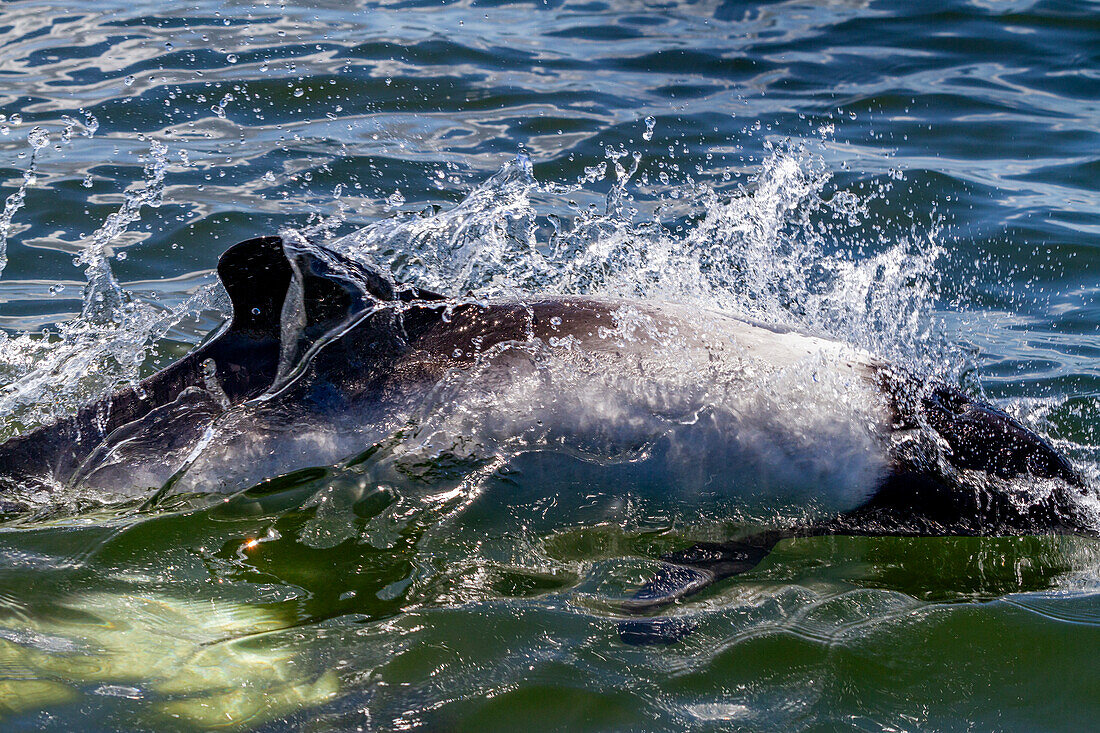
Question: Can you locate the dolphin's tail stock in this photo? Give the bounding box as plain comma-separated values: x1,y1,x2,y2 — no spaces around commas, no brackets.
0,235,420,504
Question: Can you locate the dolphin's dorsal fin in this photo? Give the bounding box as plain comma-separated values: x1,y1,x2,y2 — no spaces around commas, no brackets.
212,235,400,400
216,235,397,341
217,235,293,340
282,237,395,340
217,234,411,397
0,236,411,492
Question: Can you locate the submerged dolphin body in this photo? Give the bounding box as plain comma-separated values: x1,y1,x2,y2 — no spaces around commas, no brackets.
0,236,1095,636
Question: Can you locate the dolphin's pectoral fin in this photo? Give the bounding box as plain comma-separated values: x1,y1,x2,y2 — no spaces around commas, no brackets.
616,530,789,646
617,617,698,645
624,532,786,611
618,563,715,613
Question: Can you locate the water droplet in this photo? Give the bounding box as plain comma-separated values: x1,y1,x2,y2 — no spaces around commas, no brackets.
643,116,656,141
226,53,238,64
251,307,262,315
82,111,99,137
124,75,135,86
293,88,304,98
27,126,49,150
211,93,233,118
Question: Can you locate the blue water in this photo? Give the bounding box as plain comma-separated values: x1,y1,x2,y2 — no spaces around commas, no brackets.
0,1,1098,730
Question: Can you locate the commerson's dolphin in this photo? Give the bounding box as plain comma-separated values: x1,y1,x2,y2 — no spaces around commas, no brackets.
0,236,1096,641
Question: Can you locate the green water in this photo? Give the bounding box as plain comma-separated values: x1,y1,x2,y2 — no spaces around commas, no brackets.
1,0,1098,730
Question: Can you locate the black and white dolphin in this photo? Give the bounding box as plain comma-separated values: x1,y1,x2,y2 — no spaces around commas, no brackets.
0,236,1095,639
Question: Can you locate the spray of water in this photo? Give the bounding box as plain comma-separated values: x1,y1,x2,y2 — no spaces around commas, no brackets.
0,138,222,437
0,112,97,279
334,140,946,369
0,123,1096,733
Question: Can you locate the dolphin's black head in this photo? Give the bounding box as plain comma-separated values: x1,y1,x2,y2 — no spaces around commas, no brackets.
922,385,1085,488
872,383,1099,538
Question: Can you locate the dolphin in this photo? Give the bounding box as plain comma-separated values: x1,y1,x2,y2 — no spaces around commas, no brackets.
0,236,1095,639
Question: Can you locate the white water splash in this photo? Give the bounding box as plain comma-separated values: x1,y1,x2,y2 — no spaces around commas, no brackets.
0,112,98,280
0,128,51,279
0,140,221,436
333,141,946,370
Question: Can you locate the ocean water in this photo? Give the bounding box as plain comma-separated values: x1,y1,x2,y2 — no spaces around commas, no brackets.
0,0,1099,730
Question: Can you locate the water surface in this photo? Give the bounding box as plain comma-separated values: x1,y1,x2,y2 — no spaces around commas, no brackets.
0,0,1098,730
